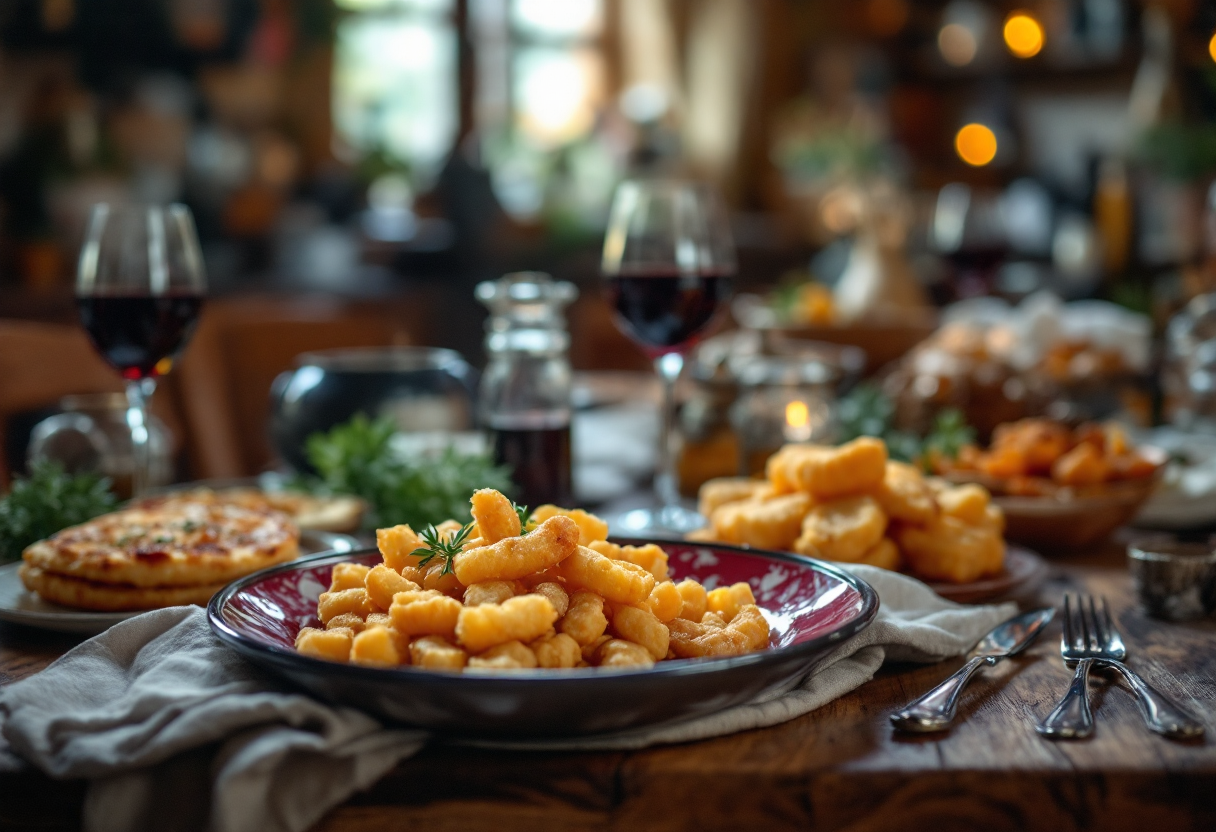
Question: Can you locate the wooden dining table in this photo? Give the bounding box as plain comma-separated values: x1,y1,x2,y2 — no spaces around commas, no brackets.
1,540,1213,831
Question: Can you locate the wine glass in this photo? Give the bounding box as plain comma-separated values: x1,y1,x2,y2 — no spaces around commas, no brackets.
601,180,735,534
76,204,207,496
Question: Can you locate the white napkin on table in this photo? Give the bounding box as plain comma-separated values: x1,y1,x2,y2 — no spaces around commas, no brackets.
0,565,1016,832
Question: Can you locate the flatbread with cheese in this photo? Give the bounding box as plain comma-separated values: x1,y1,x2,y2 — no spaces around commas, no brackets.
18,565,226,611
22,499,299,588
136,488,364,533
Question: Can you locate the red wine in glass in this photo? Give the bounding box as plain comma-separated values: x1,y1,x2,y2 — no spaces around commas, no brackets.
603,269,732,356
77,293,204,381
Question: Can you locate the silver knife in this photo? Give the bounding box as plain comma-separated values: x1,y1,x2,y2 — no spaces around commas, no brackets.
890,607,1055,732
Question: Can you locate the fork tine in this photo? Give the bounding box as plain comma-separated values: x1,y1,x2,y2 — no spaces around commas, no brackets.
1062,594,1074,648
1078,593,1093,651
1086,595,1105,650
1101,596,1115,640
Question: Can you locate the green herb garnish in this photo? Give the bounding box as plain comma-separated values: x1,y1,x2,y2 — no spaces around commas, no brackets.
290,414,513,531
836,383,972,468
514,502,533,534
410,521,475,576
0,460,118,561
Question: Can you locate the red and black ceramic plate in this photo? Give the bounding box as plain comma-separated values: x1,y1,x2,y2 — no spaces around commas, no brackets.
207,539,879,739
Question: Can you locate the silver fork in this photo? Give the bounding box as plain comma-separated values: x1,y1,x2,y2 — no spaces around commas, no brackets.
1036,594,1205,740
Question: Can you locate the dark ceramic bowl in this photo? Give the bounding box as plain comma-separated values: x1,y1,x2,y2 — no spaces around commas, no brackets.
269,347,477,473
207,539,878,739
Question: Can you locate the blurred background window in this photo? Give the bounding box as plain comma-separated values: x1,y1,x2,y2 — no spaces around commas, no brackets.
332,0,458,185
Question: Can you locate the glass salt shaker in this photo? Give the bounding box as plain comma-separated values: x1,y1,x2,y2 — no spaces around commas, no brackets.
475,272,578,508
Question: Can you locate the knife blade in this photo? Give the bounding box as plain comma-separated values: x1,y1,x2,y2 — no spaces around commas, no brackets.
890,607,1055,733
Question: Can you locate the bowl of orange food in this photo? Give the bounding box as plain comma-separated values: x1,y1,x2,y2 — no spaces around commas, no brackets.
694,437,1017,591
208,489,878,737
934,419,1164,550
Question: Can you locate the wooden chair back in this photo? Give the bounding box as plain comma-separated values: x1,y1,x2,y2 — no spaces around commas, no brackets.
174,296,410,478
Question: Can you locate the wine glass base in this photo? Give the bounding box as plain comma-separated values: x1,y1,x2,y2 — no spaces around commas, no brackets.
614,506,706,539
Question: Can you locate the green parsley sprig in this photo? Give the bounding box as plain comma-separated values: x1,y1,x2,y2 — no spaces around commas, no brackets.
0,460,118,561
410,521,475,576
514,502,533,534
290,414,513,531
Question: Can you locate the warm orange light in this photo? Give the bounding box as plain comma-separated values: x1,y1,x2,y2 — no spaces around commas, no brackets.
955,123,998,166
786,400,809,429
1209,31,1216,63
784,400,812,442
1004,12,1044,58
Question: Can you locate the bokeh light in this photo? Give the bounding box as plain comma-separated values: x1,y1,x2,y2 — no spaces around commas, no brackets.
1003,12,1044,58
1209,31,1216,63
955,123,998,166
939,23,979,67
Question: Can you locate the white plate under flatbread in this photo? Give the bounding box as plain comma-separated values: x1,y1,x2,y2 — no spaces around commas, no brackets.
0,531,355,634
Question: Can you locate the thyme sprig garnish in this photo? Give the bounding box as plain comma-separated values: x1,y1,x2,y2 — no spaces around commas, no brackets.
515,502,533,534
410,521,475,576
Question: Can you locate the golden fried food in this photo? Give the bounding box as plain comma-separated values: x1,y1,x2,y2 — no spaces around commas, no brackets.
463,580,516,607
350,626,401,667
646,581,683,622
589,540,670,582
793,495,887,563
455,594,559,654
558,546,655,604
771,438,887,500
727,604,771,650
532,632,581,668
558,590,609,645
697,477,773,518
943,418,1160,492
856,538,901,570
296,627,353,662
675,579,708,621
896,516,1004,583
1051,443,1109,486
533,581,569,618
612,605,670,660
468,640,538,670
711,492,812,551
530,505,609,546
936,484,990,525
470,488,521,543
409,636,468,670
364,564,421,610
325,612,366,632
874,462,937,524
329,562,371,591
298,488,774,670
318,588,376,624
376,524,425,573
706,582,756,624
667,617,751,658
389,590,462,638
453,515,579,584
596,639,654,668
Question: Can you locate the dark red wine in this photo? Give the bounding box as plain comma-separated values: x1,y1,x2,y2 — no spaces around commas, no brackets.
77,294,204,380
492,424,572,508
604,270,731,356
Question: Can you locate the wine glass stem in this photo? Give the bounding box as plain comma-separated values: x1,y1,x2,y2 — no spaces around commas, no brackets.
125,378,156,497
654,351,684,512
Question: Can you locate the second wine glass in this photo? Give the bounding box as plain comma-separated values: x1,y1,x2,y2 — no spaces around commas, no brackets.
76,203,207,496
601,180,735,534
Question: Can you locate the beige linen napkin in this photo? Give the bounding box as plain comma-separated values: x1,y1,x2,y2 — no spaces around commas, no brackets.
0,565,1015,832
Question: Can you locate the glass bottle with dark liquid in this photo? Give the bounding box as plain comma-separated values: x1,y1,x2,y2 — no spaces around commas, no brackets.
476,272,578,508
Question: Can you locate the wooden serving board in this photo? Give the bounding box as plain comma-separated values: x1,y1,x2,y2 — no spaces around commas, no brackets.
2,544,1214,832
